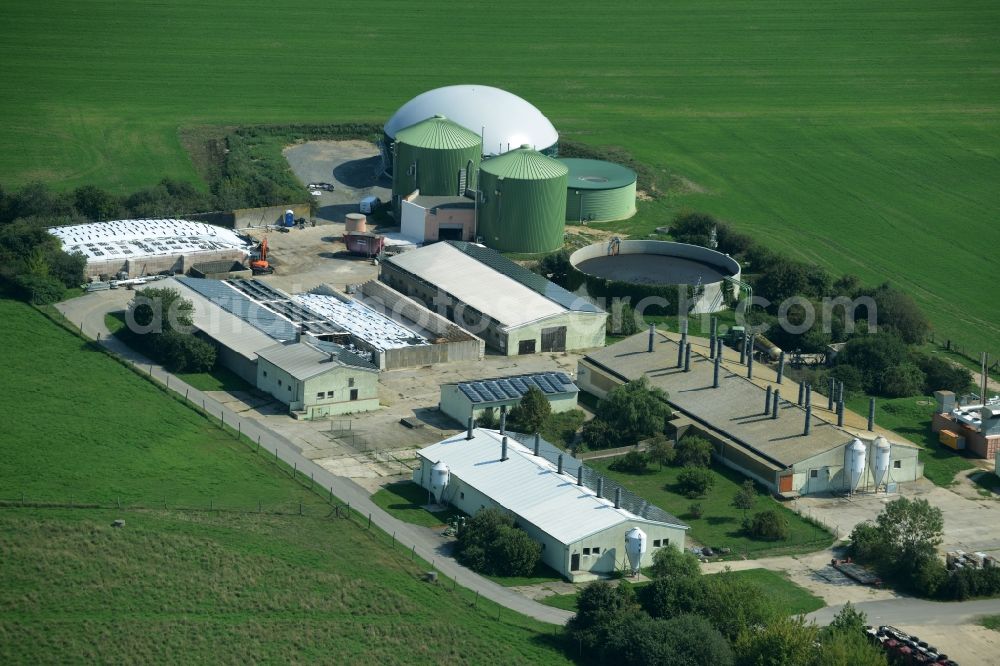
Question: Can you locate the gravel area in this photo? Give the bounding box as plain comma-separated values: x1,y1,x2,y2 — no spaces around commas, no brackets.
283,140,392,223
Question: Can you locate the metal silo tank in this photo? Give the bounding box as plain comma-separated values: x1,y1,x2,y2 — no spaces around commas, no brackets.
559,158,637,223
392,115,482,201
478,146,568,253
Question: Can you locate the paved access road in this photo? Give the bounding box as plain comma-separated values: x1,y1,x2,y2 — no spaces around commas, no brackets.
57,292,574,626
808,597,1000,627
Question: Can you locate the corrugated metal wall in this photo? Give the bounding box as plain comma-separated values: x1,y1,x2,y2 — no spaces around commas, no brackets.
565,182,637,223
478,171,567,253
392,143,481,199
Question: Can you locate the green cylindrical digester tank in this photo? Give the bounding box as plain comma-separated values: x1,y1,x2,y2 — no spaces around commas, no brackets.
392,115,482,201
559,158,637,223
478,145,568,253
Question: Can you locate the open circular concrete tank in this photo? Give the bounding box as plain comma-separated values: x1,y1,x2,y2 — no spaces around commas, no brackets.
569,240,740,314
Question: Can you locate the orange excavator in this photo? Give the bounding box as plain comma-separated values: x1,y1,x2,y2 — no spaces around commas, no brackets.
250,237,274,275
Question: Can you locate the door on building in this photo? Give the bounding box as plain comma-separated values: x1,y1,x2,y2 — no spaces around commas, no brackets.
807,468,829,493
438,225,464,241
541,326,567,352
570,553,580,571
518,339,536,354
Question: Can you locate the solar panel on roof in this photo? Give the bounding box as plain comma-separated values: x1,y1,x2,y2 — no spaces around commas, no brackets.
496,379,519,399
459,385,483,403
472,383,496,401
510,378,529,393
532,376,556,394
554,372,573,385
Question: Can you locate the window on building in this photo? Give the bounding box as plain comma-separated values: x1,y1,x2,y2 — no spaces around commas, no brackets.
287,385,291,392
582,547,591,556
653,539,661,547
893,460,902,469
593,547,601,555
460,492,465,500
348,378,355,388
263,370,268,377
327,391,335,398
316,392,324,399
278,379,282,387
350,389,358,401
810,469,818,478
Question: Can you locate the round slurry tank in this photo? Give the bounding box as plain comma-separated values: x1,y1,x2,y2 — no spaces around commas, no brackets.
382,84,559,173
478,145,569,253
559,158,637,223
392,115,483,201
569,240,741,314
845,438,867,492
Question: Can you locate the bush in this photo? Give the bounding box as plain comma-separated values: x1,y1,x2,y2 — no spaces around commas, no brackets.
12,273,65,304
649,546,701,580
647,434,676,469
610,451,650,474
915,352,973,394
154,331,216,373
593,377,672,447
688,503,703,519
881,362,926,398
677,467,715,498
455,508,541,577
475,407,499,429
749,509,789,540
675,435,713,468
506,386,551,434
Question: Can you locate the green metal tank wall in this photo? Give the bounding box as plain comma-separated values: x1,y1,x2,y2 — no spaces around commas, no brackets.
478,147,568,254
392,116,482,200
560,158,637,223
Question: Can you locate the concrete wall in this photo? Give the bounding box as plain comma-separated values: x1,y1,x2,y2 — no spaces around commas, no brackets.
83,248,248,279
439,385,579,426
400,196,476,243
415,457,685,580
232,203,311,230
256,356,379,419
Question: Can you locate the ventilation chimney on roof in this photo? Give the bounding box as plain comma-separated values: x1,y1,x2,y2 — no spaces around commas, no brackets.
777,351,785,384
648,323,655,352
772,389,780,420
577,466,583,486
533,432,540,456
868,398,876,431
466,417,474,440
499,405,507,435
597,477,604,499
713,352,721,388
501,436,509,462
614,487,622,509
684,343,691,372
804,404,812,436
557,453,564,475
765,385,772,415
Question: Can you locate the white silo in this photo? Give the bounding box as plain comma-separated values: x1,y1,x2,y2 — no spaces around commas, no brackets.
845,438,867,492
873,436,891,490
624,527,647,575
430,461,450,504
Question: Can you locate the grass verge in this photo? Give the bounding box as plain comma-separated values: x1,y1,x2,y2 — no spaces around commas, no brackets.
979,615,1000,632
370,481,465,528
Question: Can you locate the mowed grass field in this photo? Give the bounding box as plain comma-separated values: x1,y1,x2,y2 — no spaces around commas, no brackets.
0,300,570,663
2,1,999,354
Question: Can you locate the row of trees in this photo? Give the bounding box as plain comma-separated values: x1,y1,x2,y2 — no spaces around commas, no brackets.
581,377,672,450
848,497,1000,600
566,547,886,665
124,287,216,373
453,508,541,577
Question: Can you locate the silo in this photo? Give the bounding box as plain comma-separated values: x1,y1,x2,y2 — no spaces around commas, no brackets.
873,436,891,489
845,438,867,492
392,115,482,202
430,461,450,504
478,145,569,253
559,158,637,223
624,527,647,575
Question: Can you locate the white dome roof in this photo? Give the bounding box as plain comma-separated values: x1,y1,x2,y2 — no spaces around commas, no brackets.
385,85,558,157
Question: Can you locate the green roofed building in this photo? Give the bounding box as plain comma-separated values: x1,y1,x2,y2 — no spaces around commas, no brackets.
559,158,637,223
392,115,482,207
477,146,568,254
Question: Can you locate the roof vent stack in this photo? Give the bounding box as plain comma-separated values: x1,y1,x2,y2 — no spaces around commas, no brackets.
713,352,721,388
772,389,780,420
684,342,691,372
467,417,474,440
868,398,876,431
577,466,584,486
765,385,772,415
709,316,718,359
777,351,785,384
499,405,507,435
533,432,541,456
648,323,655,352
614,487,622,509
597,477,604,499
501,436,509,462
804,404,812,436
557,453,564,475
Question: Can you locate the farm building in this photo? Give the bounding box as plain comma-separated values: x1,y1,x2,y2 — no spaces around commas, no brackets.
414,428,688,581
932,390,1000,459
171,276,481,376
476,146,569,254
49,219,251,279
559,158,637,223
256,338,379,419
391,115,482,210
379,241,606,355
439,371,579,426
399,193,476,244
577,330,923,496
382,84,559,174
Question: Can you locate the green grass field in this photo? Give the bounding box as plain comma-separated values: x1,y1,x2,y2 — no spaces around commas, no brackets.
0,1,998,356
0,299,569,663
586,458,835,557
370,481,464,528
980,614,1000,632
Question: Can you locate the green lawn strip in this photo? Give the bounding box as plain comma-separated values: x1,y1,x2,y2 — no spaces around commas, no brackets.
539,592,581,612
0,508,571,664
979,615,1000,632
540,410,586,449
586,458,834,558
370,481,464,528
845,394,975,486
718,569,825,616
104,310,257,393
483,562,566,587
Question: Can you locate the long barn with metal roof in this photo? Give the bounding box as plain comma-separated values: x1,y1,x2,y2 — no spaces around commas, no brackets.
414,428,688,581
439,371,580,425
380,241,606,356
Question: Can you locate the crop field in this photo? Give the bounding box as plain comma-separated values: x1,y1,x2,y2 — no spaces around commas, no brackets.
2,1,999,354
0,299,569,663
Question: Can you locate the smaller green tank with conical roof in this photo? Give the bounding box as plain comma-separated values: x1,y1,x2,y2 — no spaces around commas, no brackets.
392,115,482,203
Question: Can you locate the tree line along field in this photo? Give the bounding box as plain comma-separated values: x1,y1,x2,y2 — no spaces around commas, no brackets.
0,299,570,664
2,1,999,355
